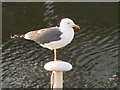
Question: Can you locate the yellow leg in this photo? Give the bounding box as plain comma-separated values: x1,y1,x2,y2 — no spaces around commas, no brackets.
54,49,57,61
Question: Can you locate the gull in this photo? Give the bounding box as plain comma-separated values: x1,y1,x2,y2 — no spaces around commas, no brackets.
12,18,80,61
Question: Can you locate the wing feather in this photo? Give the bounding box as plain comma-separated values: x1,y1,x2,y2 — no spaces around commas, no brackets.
24,27,63,44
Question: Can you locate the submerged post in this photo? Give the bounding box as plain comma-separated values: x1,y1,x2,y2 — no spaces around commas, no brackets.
44,60,72,89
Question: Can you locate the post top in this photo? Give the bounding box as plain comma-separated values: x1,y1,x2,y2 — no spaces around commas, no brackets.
44,60,72,71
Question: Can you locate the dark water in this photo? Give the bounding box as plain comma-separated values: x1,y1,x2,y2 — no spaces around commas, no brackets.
1,2,119,88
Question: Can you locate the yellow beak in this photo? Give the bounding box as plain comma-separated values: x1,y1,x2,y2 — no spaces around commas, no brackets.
72,24,80,29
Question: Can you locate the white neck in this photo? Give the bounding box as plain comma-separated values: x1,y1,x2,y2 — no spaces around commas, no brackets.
59,26,75,40
59,26,74,32
59,25,71,30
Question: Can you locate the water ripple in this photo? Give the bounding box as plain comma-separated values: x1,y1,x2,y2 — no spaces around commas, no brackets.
1,20,118,88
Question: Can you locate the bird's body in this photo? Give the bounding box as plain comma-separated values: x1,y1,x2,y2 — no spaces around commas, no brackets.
40,28,74,49
16,18,80,61
25,26,74,50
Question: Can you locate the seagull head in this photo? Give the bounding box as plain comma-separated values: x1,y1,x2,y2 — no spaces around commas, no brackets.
59,18,80,29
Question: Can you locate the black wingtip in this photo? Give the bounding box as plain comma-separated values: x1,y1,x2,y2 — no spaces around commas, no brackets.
10,34,36,43
10,34,24,39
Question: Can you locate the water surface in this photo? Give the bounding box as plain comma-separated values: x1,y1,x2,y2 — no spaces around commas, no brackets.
1,2,119,88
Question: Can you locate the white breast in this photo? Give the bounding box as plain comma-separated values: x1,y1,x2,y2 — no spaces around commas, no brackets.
60,28,74,45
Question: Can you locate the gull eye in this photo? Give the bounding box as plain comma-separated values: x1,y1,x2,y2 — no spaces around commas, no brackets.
68,22,70,24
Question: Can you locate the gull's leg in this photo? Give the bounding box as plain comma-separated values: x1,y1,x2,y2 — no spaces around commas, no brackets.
54,49,57,61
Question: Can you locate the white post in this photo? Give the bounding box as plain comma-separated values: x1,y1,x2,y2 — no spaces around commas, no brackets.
52,71,63,88
44,60,72,89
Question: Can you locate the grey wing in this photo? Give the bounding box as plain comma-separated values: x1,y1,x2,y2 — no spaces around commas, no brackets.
24,27,63,44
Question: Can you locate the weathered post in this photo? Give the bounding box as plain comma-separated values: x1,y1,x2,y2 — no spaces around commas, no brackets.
44,60,72,89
